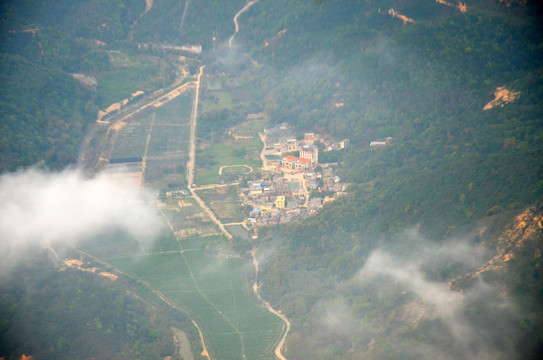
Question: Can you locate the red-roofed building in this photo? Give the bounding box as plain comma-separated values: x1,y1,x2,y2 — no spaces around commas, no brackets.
295,157,311,171
282,155,298,169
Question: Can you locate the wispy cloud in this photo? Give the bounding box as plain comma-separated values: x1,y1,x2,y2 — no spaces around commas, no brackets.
0,168,163,275
316,231,521,359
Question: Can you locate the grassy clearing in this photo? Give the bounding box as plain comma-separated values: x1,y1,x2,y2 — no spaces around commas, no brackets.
210,202,246,223
195,139,261,185
96,53,173,108
197,186,239,202
194,119,267,185
225,225,250,240
230,119,268,137
200,91,233,114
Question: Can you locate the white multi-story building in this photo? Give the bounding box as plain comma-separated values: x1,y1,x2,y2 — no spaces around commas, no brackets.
299,145,318,165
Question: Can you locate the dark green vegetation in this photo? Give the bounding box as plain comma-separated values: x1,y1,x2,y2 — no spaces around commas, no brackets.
225,1,543,358
0,249,191,360
0,0,175,172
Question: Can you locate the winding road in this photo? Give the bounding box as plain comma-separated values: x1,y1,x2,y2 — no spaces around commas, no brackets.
186,61,290,360
251,250,290,360
228,0,259,47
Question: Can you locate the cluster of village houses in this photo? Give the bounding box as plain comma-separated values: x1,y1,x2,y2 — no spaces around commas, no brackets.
242,123,349,226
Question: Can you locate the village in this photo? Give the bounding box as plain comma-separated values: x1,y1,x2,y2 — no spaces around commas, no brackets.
241,123,349,227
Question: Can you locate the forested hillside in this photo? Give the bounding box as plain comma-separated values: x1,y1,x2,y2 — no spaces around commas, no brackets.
0,250,194,360
0,0,174,172
1,0,542,359
227,0,543,358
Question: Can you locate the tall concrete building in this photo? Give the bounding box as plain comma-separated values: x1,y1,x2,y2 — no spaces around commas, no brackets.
299,145,318,165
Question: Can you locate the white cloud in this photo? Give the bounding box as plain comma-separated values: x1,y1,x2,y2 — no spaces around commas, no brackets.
313,231,521,360
351,238,520,360
0,167,163,275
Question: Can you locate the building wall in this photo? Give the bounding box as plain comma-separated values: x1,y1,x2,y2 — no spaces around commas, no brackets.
300,146,318,165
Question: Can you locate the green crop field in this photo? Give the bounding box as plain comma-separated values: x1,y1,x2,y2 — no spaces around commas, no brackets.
93,232,283,360
144,157,187,189
200,91,233,114
137,90,193,190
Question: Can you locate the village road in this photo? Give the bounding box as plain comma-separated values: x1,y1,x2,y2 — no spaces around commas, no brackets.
185,66,233,240
251,250,290,360
229,0,259,47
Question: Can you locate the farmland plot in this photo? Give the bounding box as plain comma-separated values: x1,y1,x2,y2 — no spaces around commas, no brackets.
147,93,192,157
111,115,153,160
100,233,282,360
144,91,193,190
84,69,283,359
196,186,247,223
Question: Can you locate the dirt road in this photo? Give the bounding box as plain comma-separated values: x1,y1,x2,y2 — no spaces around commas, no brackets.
187,66,204,187
228,0,259,47
251,249,290,360
259,133,281,173
186,66,233,240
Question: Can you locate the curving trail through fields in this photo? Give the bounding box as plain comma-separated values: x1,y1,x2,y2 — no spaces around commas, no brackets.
251,250,291,360
72,247,212,360
228,0,259,47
